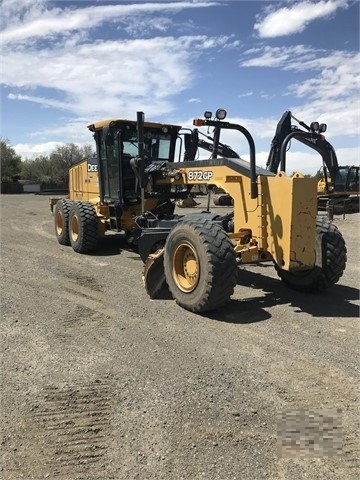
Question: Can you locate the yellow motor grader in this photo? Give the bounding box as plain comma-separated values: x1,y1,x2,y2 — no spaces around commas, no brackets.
51,109,347,312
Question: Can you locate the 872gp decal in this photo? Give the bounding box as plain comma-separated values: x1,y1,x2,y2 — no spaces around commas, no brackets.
187,170,213,181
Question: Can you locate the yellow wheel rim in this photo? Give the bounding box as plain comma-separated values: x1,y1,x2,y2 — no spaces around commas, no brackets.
172,241,199,292
70,214,79,242
56,211,64,236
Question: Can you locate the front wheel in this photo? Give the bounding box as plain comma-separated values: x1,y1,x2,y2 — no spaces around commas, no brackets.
69,202,99,253
275,216,346,291
164,219,238,312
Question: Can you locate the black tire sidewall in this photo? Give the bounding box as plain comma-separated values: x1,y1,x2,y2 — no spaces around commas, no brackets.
164,219,237,312
164,224,211,310
69,202,98,253
54,199,72,245
276,215,346,291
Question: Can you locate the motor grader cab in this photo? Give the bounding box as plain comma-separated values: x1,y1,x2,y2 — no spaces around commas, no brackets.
318,164,359,211
52,109,347,313
332,166,359,193
266,111,359,212
89,114,181,207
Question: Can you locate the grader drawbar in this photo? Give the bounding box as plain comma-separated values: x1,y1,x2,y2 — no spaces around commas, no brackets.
52,109,347,312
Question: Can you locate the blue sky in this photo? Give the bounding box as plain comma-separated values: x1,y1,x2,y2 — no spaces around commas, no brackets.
1,0,359,173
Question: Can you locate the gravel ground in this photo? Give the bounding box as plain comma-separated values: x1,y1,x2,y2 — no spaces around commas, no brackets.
1,194,359,480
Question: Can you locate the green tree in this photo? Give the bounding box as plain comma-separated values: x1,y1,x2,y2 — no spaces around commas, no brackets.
21,143,95,185
313,167,324,181
21,155,53,183
0,138,22,182
49,144,94,184
50,143,94,167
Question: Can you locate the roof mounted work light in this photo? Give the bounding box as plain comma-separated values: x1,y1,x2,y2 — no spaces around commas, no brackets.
310,121,320,132
216,108,227,120
204,111,212,119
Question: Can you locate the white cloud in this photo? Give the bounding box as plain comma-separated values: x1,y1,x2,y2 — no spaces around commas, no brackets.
27,118,94,142
13,116,97,157
0,1,218,45
8,93,70,110
241,45,314,68
1,0,236,154
290,98,360,138
11,117,99,159
336,147,360,166
123,16,172,37
240,46,360,137
255,0,349,38
238,91,253,98
0,0,46,29
1,0,236,148
13,141,65,159
3,35,232,119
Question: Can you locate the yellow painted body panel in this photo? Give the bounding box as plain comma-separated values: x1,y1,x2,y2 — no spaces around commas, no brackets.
260,173,317,270
69,161,100,203
162,165,317,271
68,160,160,235
317,177,331,194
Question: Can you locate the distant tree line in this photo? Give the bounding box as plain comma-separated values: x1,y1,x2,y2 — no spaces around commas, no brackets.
1,138,95,186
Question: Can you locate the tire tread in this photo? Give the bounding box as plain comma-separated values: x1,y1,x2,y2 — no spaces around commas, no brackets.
165,218,237,312
54,199,73,245
275,216,346,292
69,202,98,253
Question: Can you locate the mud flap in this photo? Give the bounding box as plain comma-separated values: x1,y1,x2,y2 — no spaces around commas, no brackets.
143,249,172,299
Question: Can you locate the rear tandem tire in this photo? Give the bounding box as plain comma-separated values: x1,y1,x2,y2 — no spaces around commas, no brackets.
69,202,99,254
275,216,347,291
54,199,72,245
164,219,238,313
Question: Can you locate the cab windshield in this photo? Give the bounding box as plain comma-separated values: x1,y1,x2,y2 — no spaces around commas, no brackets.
123,136,171,160
97,124,177,202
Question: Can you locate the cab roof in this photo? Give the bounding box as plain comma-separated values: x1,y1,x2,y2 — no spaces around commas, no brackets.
87,118,182,132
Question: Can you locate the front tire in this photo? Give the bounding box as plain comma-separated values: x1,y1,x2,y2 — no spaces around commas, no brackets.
275,216,346,291
54,199,72,245
164,219,237,312
69,202,99,253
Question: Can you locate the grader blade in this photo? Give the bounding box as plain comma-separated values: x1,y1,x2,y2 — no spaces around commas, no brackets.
143,249,172,299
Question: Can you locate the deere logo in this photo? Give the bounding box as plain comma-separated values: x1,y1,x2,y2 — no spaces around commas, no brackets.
88,163,98,172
